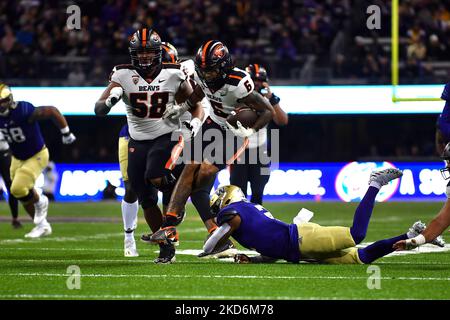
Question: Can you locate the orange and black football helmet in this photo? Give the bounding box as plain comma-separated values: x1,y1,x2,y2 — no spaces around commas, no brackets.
129,28,162,71
194,40,233,91
161,42,179,63
245,64,268,82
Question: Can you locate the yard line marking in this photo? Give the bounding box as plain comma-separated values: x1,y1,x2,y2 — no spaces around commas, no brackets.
3,273,450,281
0,228,205,245
0,294,394,300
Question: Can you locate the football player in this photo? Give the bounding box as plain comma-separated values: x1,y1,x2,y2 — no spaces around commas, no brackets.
94,28,204,263
393,142,449,251
140,41,237,258
0,83,76,238
0,132,19,228
149,40,275,258
230,64,288,205
202,169,443,264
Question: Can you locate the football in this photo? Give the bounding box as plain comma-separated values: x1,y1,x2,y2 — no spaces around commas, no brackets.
226,107,258,129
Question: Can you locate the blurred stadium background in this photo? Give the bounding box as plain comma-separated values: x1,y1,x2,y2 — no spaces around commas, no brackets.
1,0,450,302
0,0,449,202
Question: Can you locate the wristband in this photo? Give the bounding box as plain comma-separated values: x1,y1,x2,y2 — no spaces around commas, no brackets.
269,93,280,106
406,234,426,249
60,127,70,135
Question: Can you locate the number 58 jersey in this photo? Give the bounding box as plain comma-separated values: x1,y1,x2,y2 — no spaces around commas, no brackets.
110,64,191,141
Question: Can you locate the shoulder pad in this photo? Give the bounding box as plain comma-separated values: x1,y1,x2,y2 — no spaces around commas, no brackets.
113,64,136,71
217,208,239,226
225,70,247,86
162,63,181,70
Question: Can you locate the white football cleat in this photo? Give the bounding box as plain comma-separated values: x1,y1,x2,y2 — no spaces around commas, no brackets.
124,238,139,257
33,194,49,225
369,168,403,186
25,223,52,238
407,220,445,248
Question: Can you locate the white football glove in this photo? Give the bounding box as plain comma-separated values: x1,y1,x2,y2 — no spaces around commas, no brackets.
105,86,123,108
162,102,190,120
225,120,255,138
179,118,202,142
62,132,76,144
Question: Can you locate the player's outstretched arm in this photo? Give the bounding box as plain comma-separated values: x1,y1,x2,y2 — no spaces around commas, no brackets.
394,199,450,250
94,82,123,116
261,82,288,126
238,90,274,131
202,215,241,256
29,106,76,144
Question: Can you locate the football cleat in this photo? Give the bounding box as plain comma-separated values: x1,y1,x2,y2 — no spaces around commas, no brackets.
33,194,49,225
124,238,139,257
154,243,176,264
12,219,22,229
369,168,403,187
141,231,179,246
148,227,179,245
407,220,445,248
24,223,52,238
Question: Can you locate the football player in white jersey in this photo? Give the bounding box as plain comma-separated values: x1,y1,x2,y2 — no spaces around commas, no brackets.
94,28,204,263
230,63,288,205
149,40,275,256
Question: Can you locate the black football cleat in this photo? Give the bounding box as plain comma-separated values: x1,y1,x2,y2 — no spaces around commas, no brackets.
154,243,176,264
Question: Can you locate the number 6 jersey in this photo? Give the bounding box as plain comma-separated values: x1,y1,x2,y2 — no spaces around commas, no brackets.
0,101,45,160
110,63,191,141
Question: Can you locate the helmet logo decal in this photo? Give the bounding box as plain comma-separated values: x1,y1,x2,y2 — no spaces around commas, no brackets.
213,44,225,59
151,32,160,42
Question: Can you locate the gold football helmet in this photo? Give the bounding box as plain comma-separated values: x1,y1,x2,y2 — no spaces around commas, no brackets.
0,83,14,116
210,185,246,215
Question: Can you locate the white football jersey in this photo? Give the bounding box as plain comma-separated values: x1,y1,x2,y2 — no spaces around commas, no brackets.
193,67,254,127
180,59,210,121
110,63,191,140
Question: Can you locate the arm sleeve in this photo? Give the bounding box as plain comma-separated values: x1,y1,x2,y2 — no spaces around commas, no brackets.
233,74,255,100
249,255,278,264
203,223,231,254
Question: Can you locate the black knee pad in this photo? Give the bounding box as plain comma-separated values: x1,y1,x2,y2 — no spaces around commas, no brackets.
150,172,177,193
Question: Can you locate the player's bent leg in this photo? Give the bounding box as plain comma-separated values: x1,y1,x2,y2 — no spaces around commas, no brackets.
320,248,364,264
297,222,356,258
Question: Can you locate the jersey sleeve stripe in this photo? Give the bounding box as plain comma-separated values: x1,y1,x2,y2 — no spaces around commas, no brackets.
228,74,243,80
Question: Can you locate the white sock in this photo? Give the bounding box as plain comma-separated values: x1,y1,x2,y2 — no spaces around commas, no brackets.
369,181,382,189
122,200,138,234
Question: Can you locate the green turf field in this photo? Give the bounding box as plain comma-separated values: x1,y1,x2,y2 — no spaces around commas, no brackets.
0,201,449,300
